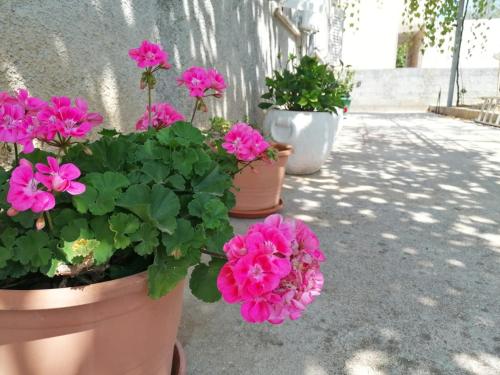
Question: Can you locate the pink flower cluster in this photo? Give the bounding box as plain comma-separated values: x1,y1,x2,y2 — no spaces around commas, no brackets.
222,123,270,161
0,90,103,153
7,157,85,214
37,96,103,141
135,102,185,131
177,67,226,98
128,40,172,69
217,214,325,324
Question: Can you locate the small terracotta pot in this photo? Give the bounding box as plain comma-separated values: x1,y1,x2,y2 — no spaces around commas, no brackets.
0,273,185,375
230,144,292,218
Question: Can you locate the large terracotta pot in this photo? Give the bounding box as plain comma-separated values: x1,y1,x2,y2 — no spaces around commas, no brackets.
230,144,292,218
0,272,185,375
263,109,342,175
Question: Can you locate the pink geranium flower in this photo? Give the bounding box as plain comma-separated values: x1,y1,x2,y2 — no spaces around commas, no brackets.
35,156,85,195
37,96,103,141
177,67,212,98
129,40,171,69
233,249,290,298
207,68,226,95
7,159,55,213
223,234,248,260
135,102,185,131
217,215,326,324
216,263,241,303
0,104,24,143
222,123,270,162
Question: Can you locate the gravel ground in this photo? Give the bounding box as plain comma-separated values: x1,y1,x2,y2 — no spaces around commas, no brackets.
179,113,500,375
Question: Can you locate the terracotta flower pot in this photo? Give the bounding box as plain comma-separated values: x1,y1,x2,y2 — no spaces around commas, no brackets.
0,272,185,375
230,144,292,218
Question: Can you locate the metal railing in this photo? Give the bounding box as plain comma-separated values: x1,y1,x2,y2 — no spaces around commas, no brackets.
476,97,500,127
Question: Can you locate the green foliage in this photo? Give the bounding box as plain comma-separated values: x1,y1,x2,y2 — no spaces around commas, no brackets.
0,122,236,300
189,259,225,302
402,0,497,54
259,55,343,113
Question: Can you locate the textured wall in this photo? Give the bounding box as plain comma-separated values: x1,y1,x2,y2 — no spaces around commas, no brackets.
350,68,499,111
0,0,297,131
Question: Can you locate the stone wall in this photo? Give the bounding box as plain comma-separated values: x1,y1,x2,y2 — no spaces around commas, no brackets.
350,68,499,112
0,0,297,132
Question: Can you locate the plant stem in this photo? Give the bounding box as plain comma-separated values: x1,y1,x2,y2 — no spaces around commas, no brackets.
148,81,152,128
13,143,19,165
44,211,54,232
190,98,199,123
200,248,227,260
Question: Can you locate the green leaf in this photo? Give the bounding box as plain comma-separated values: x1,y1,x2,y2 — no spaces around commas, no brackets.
147,255,196,299
10,211,37,228
192,165,232,196
162,218,194,257
189,259,226,302
131,223,159,256
62,237,100,264
0,246,13,268
202,199,228,229
171,121,205,144
172,149,198,177
166,174,185,190
205,221,234,253
150,185,180,233
0,227,18,248
187,193,213,218
117,184,152,222
194,149,213,176
73,172,129,215
109,213,140,249
13,230,51,267
60,218,89,242
89,216,115,264
142,161,171,183
258,102,273,109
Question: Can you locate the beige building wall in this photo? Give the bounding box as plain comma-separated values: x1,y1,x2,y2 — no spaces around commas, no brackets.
0,0,298,132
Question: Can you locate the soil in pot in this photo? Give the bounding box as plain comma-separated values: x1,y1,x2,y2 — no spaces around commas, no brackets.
230,144,292,218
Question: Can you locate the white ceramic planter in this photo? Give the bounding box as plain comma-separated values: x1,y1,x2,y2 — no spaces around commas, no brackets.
263,109,341,175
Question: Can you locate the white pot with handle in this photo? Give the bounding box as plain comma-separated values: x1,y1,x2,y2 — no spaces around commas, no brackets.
263,109,341,175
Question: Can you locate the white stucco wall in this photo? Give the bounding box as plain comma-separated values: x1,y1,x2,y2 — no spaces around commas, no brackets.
341,0,405,69
0,0,297,131
350,68,498,111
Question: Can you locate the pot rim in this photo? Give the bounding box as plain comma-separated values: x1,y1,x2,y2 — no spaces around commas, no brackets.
267,108,340,116
273,143,293,156
0,271,149,311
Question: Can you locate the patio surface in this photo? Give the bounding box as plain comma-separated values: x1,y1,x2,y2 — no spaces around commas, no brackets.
179,113,500,375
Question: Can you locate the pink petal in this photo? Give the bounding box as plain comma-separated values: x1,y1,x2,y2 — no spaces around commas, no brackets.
65,181,85,195
46,156,59,172
58,163,80,180
31,191,55,212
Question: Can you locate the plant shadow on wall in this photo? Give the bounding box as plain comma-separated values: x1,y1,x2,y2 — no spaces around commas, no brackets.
0,0,293,139
181,113,500,374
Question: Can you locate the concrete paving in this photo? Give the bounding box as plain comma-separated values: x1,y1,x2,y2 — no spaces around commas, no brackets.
179,113,500,375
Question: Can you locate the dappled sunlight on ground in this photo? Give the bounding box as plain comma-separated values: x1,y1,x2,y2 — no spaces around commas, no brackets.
180,113,500,374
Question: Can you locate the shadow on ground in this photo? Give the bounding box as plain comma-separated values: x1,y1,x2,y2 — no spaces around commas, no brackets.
180,113,500,375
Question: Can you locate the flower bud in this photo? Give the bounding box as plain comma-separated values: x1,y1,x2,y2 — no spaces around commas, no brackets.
170,248,183,259
83,145,93,156
36,216,46,230
140,79,146,90
7,207,18,217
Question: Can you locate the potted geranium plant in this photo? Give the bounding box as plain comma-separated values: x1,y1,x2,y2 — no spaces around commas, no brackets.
207,117,293,218
0,40,326,375
259,54,343,175
335,61,355,114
